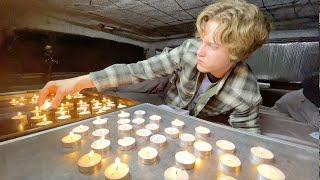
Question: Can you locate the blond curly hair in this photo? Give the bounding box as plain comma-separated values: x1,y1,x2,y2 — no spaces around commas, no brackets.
196,0,271,62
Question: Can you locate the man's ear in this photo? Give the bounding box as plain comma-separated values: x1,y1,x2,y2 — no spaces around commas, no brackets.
244,53,251,60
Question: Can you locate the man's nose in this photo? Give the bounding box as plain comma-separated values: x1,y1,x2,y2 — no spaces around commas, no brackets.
197,43,205,57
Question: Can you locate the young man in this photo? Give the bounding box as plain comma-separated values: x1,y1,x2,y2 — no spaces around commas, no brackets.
38,0,271,133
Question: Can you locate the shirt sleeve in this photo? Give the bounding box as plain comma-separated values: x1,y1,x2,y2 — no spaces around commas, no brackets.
89,41,186,92
228,104,261,134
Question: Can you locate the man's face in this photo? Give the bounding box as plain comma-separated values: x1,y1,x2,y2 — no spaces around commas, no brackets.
196,20,234,78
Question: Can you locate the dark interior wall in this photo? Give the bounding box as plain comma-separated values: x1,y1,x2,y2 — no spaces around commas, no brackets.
0,30,144,75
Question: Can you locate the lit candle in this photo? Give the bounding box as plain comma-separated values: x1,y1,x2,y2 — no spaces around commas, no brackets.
132,118,145,129
219,153,241,173
150,134,167,148
118,111,130,119
175,151,196,170
117,118,131,125
101,97,108,103
256,164,285,180
164,166,189,180
117,103,127,109
179,133,195,148
31,106,42,114
78,107,91,118
250,146,274,164
40,100,52,110
164,127,180,139
149,115,161,124
91,136,111,154
216,140,236,154
11,112,27,122
193,140,212,158
106,102,116,108
171,119,185,130
92,102,102,112
117,136,136,151
57,111,71,120
73,92,85,99
118,124,133,137
92,128,110,139
77,150,102,174
61,132,82,148
66,94,72,100
138,146,159,165
72,125,89,136
135,129,152,142
36,115,53,126
145,123,160,134
30,112,44,123
195,126,211,140
9,98,18,105
92,116,108,128
104,158,130,180
134,110,146,118
90,98,97,104
57,103,67,111
54,109,68,117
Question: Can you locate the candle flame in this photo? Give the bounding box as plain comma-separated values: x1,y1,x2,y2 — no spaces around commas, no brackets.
43,116,47,122
88,150,94,158
35,106,39,110
36,112,39,116
115,157,120,165
69,132,74,139
18,112,22,116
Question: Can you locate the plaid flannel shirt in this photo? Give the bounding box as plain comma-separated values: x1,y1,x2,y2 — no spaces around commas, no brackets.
90,39,262,133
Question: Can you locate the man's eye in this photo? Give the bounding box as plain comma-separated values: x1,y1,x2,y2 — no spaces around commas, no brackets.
209,44,218,49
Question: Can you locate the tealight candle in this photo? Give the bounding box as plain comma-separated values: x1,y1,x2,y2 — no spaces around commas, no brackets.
118,124,133,137
57,111,71,120
30,112,44,123
135,129,152,142
104,158,130,180
216,140,236,154
150,134,167,148
90,98,98,104
195,126,211,140
117,103,127,109
92,128,110,139
117,118,131,125
219,154,241,173
36,116,53,126
57,103,67,111
149,115,161,124
92,103,102,112
11,112,27,122
78,107,91,118
132,118,145,129
193,140,212,158
118,111,130,119
40,100,52,110
92,116,108,128
9,98,18,105
250,146,274,164
31,106,42,114
91,136,111,154
73,92,85,99
72,125,89,136
138,146,159,165
66,94,73,100
77,150,102,174
61,132,82,148
164,166,189,180
175,151,196,170
256,164,285,180
134,110,146,118
179,133,196,148
171,119,185,130
65,101,73,108
145,123,160,134
106,102,116,108
55,109,68,117
164,127,180,139
118,137,136,151
101,97,108,103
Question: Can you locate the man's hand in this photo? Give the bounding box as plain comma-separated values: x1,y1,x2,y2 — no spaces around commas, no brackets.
38,75,95,109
